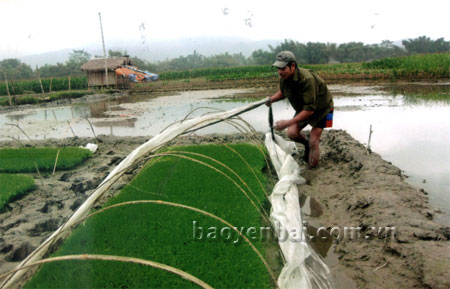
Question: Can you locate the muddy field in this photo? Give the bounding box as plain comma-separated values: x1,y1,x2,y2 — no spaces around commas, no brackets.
0,130,448,288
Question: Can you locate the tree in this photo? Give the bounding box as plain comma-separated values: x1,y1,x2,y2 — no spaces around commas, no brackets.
250,49,274,65
67,50,91,65
108,49,128,57
402,36,450,54
270,39,307,64
305,42,329,64
65,50,91,75
336,42,368,63
0,59,33,80
326,43,338,63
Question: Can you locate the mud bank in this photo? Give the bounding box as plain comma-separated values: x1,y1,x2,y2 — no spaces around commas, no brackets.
0,131,448,288
296,130,449,289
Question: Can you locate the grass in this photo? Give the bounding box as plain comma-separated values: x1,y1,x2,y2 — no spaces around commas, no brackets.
0,174,35,211
24,144,276,288
0,147,92,173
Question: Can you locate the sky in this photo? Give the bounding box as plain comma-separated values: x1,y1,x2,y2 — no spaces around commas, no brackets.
1,0,449,59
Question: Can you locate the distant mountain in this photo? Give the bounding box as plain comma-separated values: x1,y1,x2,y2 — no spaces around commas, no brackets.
20,49,73,68
19,37,282,67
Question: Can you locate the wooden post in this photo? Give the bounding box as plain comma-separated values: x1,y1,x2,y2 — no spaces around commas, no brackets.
10,79,17,104
36,65,45,94
10,79,16,95
3,72,12,106
367,124,373,154
99,12,109,88
68,76,71,90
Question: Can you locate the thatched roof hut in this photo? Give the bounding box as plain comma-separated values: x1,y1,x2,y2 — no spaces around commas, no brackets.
81,57,133,72
81,57,134,88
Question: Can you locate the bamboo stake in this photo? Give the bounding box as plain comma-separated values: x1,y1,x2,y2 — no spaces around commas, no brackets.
36,65,44,94
99,12,109,87
68,76,71,90
367,124,373,154
3,72,12,106
67,120,76,137
84,117,97,139
49,77,53,92
52,149,60,175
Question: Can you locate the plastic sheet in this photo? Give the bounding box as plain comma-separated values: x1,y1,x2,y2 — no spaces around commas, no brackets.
265,133,333,289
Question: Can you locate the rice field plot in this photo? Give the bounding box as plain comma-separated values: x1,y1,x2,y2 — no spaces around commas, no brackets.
0,147,92,173
0,174,36,212
24,144,278,288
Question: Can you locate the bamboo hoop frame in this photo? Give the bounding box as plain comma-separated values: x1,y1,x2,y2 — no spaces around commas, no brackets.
1,99,267,288
0,254,213,289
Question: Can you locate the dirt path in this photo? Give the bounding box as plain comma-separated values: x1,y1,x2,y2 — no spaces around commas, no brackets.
0,131,448,288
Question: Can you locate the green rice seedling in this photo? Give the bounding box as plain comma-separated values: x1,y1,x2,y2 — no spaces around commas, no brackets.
0,174,35,211
0,147,92,173
24,144,277,289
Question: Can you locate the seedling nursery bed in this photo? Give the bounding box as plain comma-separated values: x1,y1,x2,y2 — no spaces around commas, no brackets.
0,146,92,212
0,174,35,212
23,143,279,288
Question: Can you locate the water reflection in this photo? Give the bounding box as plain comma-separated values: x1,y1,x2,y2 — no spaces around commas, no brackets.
385,83,450,105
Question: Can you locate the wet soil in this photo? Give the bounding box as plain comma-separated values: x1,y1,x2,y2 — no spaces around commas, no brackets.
0,131,449,289
295,130,449,289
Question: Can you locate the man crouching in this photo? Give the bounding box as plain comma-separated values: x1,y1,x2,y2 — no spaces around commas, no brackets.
267,51,334,168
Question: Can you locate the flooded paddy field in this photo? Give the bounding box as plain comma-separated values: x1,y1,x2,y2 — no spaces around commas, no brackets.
0,82,449,288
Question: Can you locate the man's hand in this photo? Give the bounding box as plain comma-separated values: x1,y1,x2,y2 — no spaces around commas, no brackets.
265,96,272,107
274,120,290,131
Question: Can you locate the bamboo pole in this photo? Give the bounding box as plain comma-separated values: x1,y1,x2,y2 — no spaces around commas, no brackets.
99,12,109,88
0,254,214,289
10,80,17,104
36,65,44,94
367,124,373,154
49,77,53,92
3,72,11,106
68,76,71,90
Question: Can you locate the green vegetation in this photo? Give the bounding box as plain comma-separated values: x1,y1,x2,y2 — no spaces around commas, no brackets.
1,36,448,80
0,174,35,211
156,52,449,82
362,52,450,76
160,65,277,81
154,35,448,69
25,144,276,288
0,37,446,98
0,77,88,97
0,89,94,105
0,147,92,173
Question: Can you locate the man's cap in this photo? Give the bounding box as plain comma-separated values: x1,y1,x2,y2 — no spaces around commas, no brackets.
272,51,296,68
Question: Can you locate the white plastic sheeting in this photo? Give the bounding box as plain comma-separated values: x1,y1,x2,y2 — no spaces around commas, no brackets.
265,133,333,289
83,143,98,153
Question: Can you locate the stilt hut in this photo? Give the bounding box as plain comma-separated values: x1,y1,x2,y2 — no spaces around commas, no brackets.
81,57,133,88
